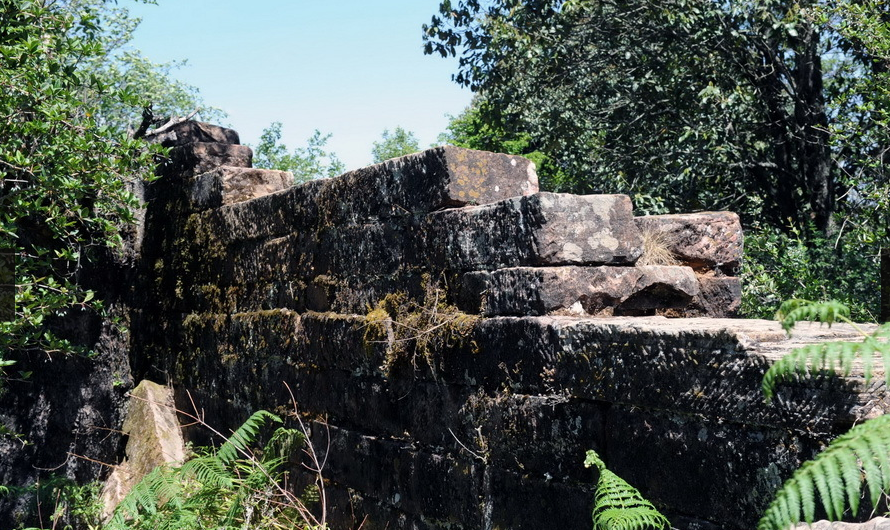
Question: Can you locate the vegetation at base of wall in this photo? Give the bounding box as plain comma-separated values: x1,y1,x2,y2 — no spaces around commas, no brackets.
364,275,479,378
584,450,670,530
107,409,326,530
758,300,890,530
0,477,104,530
371,126,421,163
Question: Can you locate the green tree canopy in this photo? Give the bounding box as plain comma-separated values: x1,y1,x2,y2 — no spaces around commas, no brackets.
0,0,162,376
253,122,345,183
371,126,421,163
424,0,887,235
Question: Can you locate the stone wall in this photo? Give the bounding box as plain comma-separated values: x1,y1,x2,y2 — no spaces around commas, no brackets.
122,121,889,530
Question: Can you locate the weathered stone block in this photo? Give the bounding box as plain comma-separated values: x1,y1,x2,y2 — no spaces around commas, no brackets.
458,265,699,316
147,121,240,147
486,468,593,530
157,142,252,179
315,146,538,224
100,380,186,519
426,193,643,271
603,405,824,528
686,275,742,317
635,212,743,272
188,166,292,209
319,425,484,523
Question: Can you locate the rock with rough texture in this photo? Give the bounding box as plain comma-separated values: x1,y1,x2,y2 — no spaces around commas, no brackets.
188,166,293,209
157,142,253,179
793,519,890,530
100,380,185,520
458,265,700,316
314,145,539,224
685,275,742,317
147,121,240,147
635,212,743,272
426,193,643,271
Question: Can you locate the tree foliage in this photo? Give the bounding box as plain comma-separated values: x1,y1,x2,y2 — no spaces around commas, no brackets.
423,0,886,235
0,0,162,379
371,126,420,163
253,122,345,184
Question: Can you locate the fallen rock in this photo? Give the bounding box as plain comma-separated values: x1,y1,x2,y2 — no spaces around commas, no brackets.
458,265,699,316
99,380,186,521
635,212,743,273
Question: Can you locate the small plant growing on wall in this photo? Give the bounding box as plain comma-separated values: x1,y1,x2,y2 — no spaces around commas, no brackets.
584,450,670,530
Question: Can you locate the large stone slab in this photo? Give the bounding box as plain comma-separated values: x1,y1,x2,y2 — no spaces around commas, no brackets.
315,146,539,224
458,265,699,316
426,193,643,271
635,212,743,272
188,166,293,209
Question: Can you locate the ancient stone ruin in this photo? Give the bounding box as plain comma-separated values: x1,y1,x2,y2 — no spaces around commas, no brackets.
1,120,886,529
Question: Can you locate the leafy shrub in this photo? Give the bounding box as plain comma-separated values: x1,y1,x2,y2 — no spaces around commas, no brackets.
741,224,880,322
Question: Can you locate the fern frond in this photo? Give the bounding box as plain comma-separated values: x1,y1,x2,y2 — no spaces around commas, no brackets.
181,455,235,489
585,450,669,530
758,414,890,530
775,299,851,334
217,409,282,465
762,324,890,400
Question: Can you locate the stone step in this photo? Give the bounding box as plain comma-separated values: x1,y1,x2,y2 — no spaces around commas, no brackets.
156,142,253,179
187,166,293,209
634,211,742,273
457,265,700,316
425,192,643,271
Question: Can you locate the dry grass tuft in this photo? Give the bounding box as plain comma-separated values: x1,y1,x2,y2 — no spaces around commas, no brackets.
637,228,680,266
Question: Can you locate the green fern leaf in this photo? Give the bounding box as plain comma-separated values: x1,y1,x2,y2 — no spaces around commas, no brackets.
759,414,890,530
762,324,890,400
775,299,850,334
585,450,669,530
182,455,235,489
217,409,282,464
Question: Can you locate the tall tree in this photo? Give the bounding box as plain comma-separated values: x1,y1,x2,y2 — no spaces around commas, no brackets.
423,0,881,232
0,0,161,379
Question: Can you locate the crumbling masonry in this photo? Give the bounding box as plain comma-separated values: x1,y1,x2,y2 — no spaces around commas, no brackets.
2,121,886,530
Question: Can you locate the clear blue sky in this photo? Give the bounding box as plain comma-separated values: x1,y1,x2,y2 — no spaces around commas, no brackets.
125,1,473,170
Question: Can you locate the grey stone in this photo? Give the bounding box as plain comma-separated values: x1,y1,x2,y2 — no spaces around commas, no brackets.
157,142,253,179
188,166,293,209
635,212,743,272
458,265,699,316
315,145,539,224
426,193,643,271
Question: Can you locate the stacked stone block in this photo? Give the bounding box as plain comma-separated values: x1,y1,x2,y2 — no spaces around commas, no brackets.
131,121,887,530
